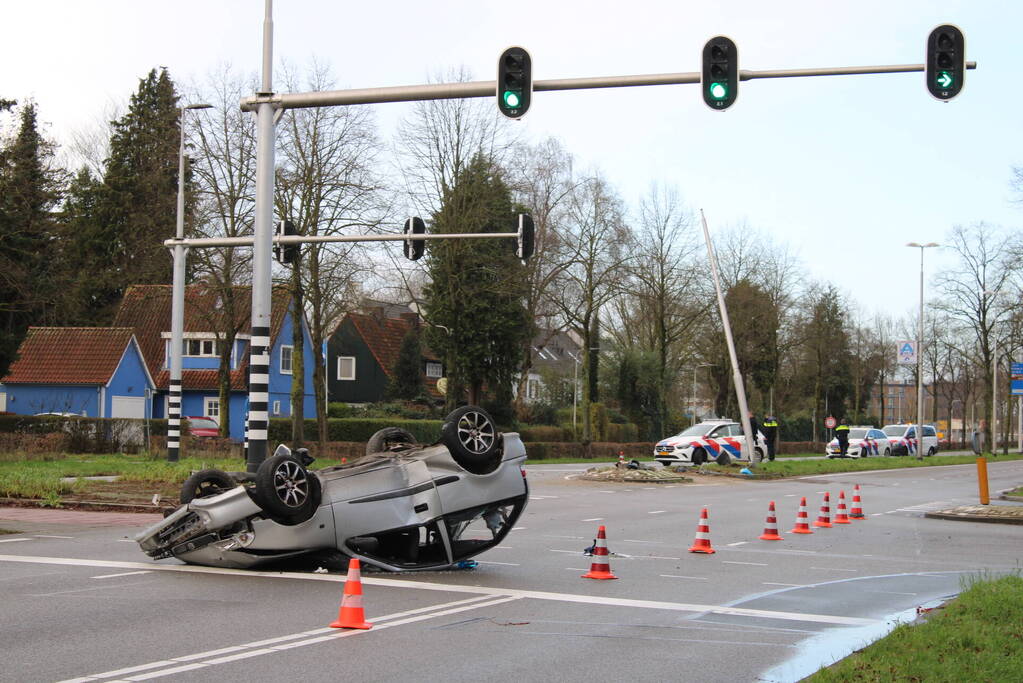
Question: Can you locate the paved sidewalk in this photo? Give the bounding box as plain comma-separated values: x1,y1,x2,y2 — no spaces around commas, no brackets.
0,506,163,527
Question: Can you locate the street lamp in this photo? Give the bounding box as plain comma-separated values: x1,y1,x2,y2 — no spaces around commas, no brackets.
168,103,213,462
692,364,713,426
984,290,1004,455
906,242,938,459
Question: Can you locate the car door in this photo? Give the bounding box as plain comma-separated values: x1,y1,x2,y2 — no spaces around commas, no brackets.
714,424,745,460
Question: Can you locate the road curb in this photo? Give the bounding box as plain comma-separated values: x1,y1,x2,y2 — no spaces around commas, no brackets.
923,510,1023,525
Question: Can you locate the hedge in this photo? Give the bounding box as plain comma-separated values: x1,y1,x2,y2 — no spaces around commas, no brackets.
523,442,655,460
268,418,444,445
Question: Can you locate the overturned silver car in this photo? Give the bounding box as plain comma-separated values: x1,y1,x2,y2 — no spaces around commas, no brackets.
135,406,528,572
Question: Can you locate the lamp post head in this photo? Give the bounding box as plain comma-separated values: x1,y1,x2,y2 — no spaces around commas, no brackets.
183,103,214,111
906,242,940,248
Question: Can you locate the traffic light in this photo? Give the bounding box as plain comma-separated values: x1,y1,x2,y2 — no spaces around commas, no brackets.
516,214,534,261
701,36,738,111
273,220,298,265
926,24,965,101
403,216,425,261
497,47,532,119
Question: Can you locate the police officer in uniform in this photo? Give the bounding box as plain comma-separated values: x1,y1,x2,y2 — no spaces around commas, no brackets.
836,418,851,457
762,416,779,461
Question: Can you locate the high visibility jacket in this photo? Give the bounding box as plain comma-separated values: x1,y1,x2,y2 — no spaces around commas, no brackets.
763,419,778,428
835,424,850,432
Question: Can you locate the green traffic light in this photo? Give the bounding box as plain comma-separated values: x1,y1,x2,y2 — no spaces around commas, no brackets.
936,70,954,89
709,82,728,100
503,90,521,108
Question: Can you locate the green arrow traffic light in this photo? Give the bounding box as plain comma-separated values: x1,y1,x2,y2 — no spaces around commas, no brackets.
936,71,953,89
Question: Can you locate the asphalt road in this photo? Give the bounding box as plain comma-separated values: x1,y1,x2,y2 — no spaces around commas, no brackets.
1,458,1021,683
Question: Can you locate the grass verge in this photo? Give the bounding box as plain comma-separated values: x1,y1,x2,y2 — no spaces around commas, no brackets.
1005,486,1023,497
806,574,1023,682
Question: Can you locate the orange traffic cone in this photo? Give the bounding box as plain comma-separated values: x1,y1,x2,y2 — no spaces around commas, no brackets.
688,507,716,554
582,525,618,579
790,497,813,534
833,490,851,524
329,558,373,629
759,501,784,540
813,492,833,528
850,484,865,519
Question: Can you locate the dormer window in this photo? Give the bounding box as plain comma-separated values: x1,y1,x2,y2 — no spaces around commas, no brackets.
183,339,217,357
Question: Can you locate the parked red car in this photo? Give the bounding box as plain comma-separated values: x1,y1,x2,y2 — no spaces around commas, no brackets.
186,416,220,438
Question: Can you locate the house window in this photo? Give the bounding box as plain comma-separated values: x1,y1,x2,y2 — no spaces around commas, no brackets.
338,356,356,381
527,379,540,400
425,362,443,378
273,400,281,416
204,397,220,423
280,345,293,374
183,339,217,357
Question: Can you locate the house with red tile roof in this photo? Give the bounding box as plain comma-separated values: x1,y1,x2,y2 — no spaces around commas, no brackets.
0,327,154,418
326,309,443,403
112,284,316,440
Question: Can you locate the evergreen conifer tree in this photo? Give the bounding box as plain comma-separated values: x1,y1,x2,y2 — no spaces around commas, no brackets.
390,328,425,400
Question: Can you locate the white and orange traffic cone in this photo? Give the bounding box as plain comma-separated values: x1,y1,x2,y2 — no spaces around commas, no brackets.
582,525,618,580
790,497,814,534
759,501,784,540
813,492,833,528
688,507,716,554
329,558,373,629
850,484,865,519
833,490,851,524
617,451,626,467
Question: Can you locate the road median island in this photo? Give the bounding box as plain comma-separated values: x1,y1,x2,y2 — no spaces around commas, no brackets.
805,575,1023,682
699,453,1023,479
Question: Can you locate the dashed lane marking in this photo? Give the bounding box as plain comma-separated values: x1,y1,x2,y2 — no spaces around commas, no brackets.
581,518,603,522
35,535,74,539
726,541,748,547
647,510,667,515
661,575,708,580
722,561,768,566
0,538,32,544
2,554,878,626
763,582,802,587
810,567,857,572
477,561,520,567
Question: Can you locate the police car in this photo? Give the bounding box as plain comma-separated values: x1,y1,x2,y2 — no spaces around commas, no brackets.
883,423,938,456
654,419,765,466
825,426,891,458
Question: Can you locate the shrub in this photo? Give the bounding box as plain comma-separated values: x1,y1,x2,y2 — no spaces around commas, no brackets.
523,442,654,460
269,418,444,444
517,425,573,442
606,422,639,443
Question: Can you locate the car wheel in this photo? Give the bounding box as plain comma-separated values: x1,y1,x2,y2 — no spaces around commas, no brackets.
753,448,764,463
441,405,501,475
715,452,731,466
884,448,891,457
926,447,935,457
691,447,706,465
366,427,417,456
253,454,321,521
180,469,236,504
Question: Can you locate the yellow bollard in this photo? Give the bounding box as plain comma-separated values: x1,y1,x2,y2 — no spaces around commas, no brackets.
977,457,990,505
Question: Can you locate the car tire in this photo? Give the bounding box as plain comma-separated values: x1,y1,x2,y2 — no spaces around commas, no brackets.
715,452,731,466
180,469,236,504
253,454,321,522
366,427,417,456
441,405,501,475
753,448,764,463
926,447,935,457
884,448,891,457
691,448,706,465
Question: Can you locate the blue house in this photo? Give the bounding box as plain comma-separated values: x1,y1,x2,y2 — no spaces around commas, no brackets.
112,284,316,441
0,327,154,419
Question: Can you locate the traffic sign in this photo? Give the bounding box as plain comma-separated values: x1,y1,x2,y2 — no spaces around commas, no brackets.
896,340,917,365
1011,362,1023,379
824,416,837,429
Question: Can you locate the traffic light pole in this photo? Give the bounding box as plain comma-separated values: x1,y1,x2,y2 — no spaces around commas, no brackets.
239,62,976,111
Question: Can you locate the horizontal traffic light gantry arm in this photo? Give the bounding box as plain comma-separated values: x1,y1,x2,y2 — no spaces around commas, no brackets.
240,62,977,111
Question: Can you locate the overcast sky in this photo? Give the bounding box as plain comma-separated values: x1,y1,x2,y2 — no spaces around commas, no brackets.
4,0,1020,322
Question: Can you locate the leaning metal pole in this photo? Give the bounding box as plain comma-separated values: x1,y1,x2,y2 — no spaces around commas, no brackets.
700,210,756,466
247,0,276,473
168,112,187,463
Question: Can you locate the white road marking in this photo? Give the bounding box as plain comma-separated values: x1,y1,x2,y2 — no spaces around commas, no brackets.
645,555,682,560
91,571,152,579
867,590,917,596
2,554,878,626
543,534,585,540
810,567,857,572
643,487,658,490
871,513,884,517
492,546,512,550
116,539,135,542
726,541,748,547
58,595,520,683
784,494,797,497
661,575,708,580
581,518,603,522
722,561,768,566
477,561,520,567
623,539,667,544
0,538,31,544
549,549,581,554
512,527,527,531
648,510,666,514
566,567,588,571
35,535,74,539
763,582,802,587
598,490,616,494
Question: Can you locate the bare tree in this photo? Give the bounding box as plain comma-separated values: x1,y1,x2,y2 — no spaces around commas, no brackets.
933,222,1016,449
275,61,388,449
553,172,632,445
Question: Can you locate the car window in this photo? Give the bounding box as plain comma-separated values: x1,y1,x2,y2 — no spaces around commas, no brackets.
849,429,868,439
677,424,713,437
871,430,884,439
883,426,906,437
190,417,218,429
924,426,936,437
905,427,916,439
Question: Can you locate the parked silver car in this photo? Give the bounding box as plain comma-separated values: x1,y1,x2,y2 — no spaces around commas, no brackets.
135,406,528,572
